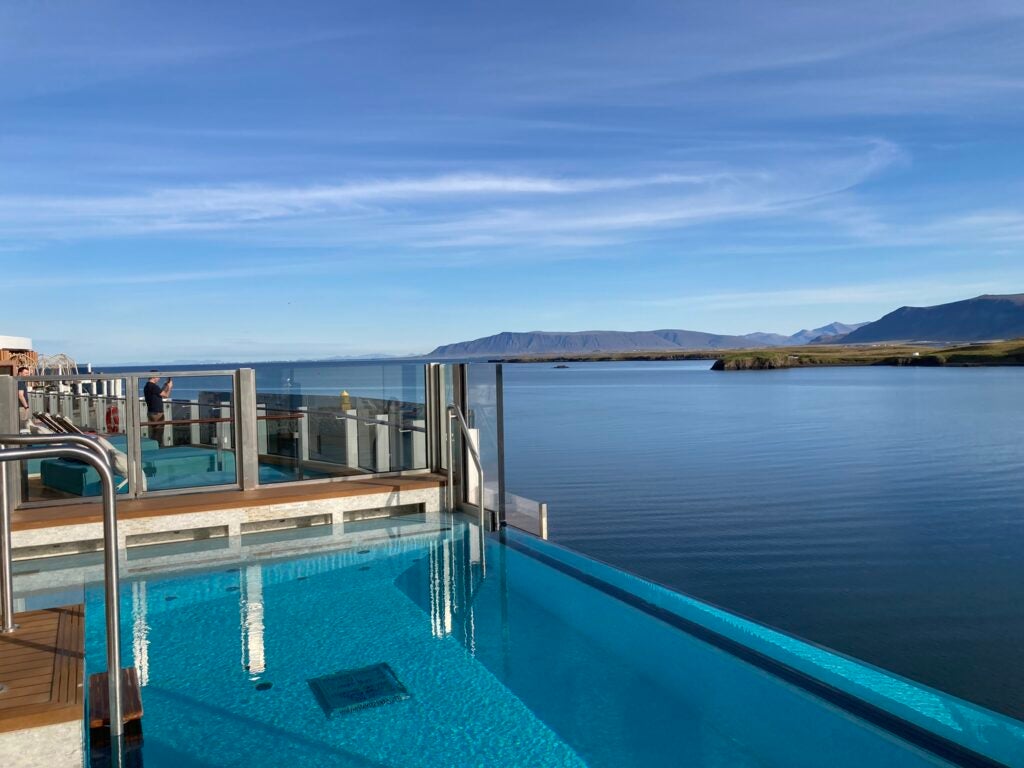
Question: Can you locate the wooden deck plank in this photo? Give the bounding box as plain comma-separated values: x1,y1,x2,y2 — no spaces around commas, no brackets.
0,668,53,685
0,633,65,649
88,667,143,729
0,690,53,709
0,700,53,713
0,682,54,699
14,473,445,531
0,647,60,662
3,617,58,630
0,659,55,675
0,660,55,676
66,608,83,710
0,604,85,733
52,607,70,706
70,616,83,710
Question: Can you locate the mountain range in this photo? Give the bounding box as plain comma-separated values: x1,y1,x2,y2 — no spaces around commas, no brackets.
429,323,867,358
839,294,1024,344
428,293,1024,358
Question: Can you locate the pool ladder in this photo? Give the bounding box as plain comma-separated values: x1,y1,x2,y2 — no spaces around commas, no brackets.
0,433,127,766
445,404,494,574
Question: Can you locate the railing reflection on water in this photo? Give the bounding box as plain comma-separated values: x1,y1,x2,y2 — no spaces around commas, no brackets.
241,566,265,679
426,523,485,652
123,518,485,689
131,581,150,687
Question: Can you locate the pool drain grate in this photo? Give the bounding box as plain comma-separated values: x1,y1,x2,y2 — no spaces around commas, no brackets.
308,663,409,717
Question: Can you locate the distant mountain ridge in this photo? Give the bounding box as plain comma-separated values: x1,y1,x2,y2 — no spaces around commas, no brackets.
841,294,1024,344
429,322,865,358
429,293,1024,358
793,322,866,345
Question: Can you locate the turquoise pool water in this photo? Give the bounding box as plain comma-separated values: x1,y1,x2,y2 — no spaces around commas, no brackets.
81,520,1024,767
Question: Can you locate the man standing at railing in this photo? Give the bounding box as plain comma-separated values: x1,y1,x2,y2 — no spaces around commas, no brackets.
17,366,31,430
144,373,173,446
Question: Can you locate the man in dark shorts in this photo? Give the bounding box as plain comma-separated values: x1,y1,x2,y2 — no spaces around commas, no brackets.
144,373,173,445
17,366,31,430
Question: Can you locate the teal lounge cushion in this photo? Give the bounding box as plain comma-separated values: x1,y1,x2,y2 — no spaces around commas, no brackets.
25,435,159,476
41,445,235,496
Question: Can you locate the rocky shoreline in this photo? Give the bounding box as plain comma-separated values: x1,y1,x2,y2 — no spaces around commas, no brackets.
489,339,1024,370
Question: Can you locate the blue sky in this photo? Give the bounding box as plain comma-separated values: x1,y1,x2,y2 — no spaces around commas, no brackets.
2,1,1024,362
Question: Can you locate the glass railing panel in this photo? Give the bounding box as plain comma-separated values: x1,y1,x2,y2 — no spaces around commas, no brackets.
465,363,548,536
254,362,427,484
439,363,456,473
504,492,548,538
17,375,132,500
438,363,462,508
465,363,500,511
136,372,238,492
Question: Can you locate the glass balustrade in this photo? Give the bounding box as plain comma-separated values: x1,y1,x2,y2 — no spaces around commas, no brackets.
253,362,428,484
16,375,132,501
134,372,239,492
3,363,514,510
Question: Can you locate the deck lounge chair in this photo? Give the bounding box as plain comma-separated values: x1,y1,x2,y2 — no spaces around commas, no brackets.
31,413,142,492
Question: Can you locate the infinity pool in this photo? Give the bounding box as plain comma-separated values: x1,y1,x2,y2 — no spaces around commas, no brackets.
75,518,1022,767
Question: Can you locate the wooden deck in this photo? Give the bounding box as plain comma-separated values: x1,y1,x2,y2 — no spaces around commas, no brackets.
13,473,446,532
0,605,85,733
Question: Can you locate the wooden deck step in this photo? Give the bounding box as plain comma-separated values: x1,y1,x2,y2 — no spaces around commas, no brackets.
88,667,143,730
0,604,85,733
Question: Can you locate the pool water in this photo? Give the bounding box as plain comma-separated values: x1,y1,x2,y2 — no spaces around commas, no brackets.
79,519,1023,767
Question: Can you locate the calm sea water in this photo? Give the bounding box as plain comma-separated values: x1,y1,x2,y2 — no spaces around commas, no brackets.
502,361,1024,721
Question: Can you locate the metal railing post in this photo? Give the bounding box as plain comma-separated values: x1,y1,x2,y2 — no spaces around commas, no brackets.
0,377,20,512
127,375,144,497
236,369,259,490
425,364,440,472
445,410,455,512
495,364,506,529
0,452,14,634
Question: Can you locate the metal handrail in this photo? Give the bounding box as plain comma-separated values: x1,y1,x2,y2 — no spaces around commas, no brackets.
0,434,115,631
139,416,233,427
445,404,491,573
22,369,239,381
334,411,428,432
0,437,125,758
0,433,112,462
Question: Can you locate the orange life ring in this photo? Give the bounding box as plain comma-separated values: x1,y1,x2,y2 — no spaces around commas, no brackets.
105,406,120,434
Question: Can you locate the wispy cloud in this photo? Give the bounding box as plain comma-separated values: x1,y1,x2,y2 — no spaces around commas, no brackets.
0,140,904,248
632,275,1024,313
6,262,326,289
0,171,718,236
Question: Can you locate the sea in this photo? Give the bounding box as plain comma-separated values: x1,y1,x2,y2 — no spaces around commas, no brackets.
107,358,1024,720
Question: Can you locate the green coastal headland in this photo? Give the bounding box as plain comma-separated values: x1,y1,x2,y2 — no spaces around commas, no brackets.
489,339,1024,370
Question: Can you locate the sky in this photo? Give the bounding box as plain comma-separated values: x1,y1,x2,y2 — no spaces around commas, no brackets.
2,0,1024,363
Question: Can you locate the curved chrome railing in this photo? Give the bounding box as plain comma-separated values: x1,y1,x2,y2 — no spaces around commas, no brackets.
0,435,125,759
445,404,492,573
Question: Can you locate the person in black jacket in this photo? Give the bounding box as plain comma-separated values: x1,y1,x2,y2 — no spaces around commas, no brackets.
17,366,31,430
144,373,173,445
